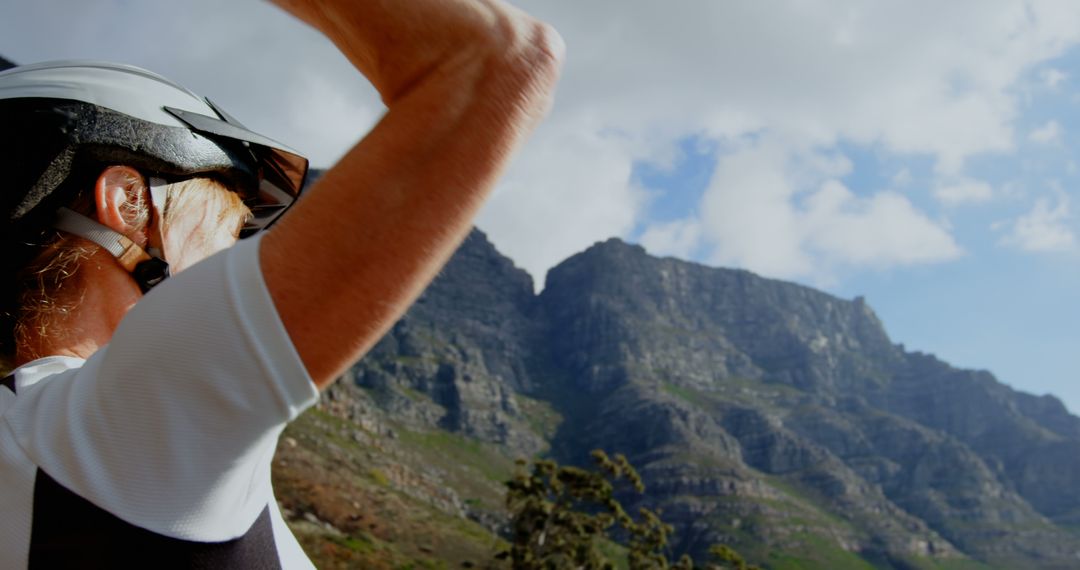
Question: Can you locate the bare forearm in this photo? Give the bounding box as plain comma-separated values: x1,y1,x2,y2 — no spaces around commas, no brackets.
261,0,563,386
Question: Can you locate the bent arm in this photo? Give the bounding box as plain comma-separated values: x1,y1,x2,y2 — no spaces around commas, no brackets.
261,0,563,386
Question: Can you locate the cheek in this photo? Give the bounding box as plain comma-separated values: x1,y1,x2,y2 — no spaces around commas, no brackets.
205,227,239,258
164,220,238,274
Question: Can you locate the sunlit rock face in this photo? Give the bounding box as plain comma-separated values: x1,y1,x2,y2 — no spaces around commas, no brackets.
350,228,549,457
324,229,1080,568
535,238,1080,567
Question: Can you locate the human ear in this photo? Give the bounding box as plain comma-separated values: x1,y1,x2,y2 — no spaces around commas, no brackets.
93,165,149,246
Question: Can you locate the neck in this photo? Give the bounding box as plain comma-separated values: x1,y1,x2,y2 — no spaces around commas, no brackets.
14,249,141,366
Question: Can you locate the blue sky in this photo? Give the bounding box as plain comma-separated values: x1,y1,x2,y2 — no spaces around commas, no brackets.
622,43,1080,412
834,49,1080,409
4,0,1080,412
630,119,1080,409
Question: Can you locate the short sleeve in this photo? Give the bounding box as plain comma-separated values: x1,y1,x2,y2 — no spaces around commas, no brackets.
4,234,319,541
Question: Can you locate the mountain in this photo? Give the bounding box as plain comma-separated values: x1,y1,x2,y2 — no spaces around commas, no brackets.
537,239,1080,567
0,56,15,71
275,230,1080,568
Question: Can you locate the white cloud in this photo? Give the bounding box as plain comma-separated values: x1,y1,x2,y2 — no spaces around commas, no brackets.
5,0,1080,282
698,140,814,277
1041,68,1068,88
640,220,702,260
935,179,995,206
1029,120,1063,144
802,181,963,268
517,0,1080,165
496,0,1080,277
477,119,644,287
1000,192,1076,252
892,168,913,188
667,140,962,282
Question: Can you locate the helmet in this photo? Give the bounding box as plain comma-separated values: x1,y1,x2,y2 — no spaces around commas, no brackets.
0,60,309,290
0,60,309,236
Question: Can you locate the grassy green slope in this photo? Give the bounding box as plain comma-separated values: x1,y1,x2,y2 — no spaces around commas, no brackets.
273,390,1004,569
273,408,507,568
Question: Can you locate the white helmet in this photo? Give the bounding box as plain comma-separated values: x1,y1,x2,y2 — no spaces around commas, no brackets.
0,60,309,291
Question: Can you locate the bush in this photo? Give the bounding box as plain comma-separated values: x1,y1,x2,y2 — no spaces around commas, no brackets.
499,450,759,570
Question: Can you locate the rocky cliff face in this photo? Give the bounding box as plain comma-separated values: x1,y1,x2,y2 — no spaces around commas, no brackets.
541,239,902,395
295,231,1080,568
541,239,1080,567
349,229,550,456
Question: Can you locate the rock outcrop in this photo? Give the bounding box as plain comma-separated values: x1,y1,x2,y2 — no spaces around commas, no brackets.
350,229,549,457
329,232,1080,568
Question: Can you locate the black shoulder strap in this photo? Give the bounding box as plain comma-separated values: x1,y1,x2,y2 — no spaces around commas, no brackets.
1,374,15,394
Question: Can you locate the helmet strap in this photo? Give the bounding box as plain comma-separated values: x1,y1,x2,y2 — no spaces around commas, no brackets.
52,206,171,293
146,177,169,260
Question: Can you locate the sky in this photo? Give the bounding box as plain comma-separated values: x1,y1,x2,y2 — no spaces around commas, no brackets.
4,0,1080,412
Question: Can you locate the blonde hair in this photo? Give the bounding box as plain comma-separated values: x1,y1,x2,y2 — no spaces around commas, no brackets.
12,175,250,358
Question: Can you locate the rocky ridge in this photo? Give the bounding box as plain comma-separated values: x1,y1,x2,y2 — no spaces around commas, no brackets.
292,231,1080,569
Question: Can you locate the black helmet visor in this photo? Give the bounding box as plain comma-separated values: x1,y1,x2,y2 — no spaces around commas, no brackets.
163,105,308,237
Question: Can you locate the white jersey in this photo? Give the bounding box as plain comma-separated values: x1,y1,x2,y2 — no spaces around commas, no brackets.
0,235,320,568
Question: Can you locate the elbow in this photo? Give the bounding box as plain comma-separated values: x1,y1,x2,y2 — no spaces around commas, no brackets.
381,13,564,115
481,17,565,113
512,19,564,81
473,11,564,89
516,20,566,79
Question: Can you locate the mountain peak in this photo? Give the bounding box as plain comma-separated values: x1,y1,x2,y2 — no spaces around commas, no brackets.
590,236,645,252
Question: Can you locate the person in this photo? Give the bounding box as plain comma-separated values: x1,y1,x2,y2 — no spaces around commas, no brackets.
0,0,563,566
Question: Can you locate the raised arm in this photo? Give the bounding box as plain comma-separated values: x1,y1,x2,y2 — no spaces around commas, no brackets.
261,0,563,386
